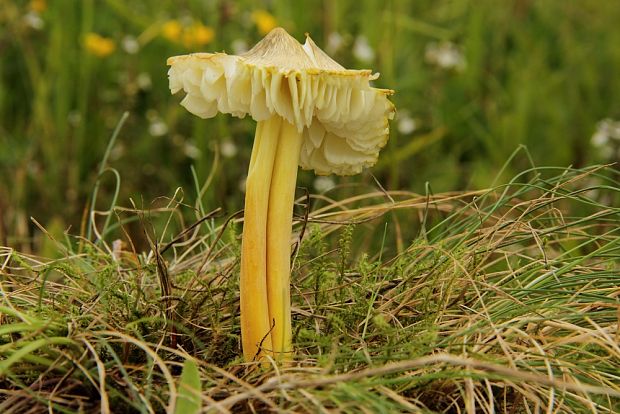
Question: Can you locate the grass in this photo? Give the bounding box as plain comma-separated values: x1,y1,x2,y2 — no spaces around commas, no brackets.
1,164,618,413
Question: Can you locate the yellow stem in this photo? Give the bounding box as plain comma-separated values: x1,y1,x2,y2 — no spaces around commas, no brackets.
240,116,282,362
266,120,303,360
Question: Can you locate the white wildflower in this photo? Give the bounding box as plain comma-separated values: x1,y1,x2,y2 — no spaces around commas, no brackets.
397,111,417,135
148,119,168,137
353,35,375,63
313,176,336,193
326,32,344,55
137,72,152,90
220,139,238,158
112,239,124,260
122,35,140,54
183,142,201,159
24,12,44,30
592,118,620,159
110,143,125,161
425,41,466,71
591,130,608,148
592,118,620,147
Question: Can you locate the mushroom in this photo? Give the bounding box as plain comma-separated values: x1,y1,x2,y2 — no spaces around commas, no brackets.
167,28,394,362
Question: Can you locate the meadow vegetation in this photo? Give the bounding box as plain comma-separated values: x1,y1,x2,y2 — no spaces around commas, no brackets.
1,0,619,249
0,0,619,412
1,164,619,412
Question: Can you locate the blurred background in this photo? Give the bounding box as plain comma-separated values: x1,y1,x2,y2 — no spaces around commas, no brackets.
1,0,619,252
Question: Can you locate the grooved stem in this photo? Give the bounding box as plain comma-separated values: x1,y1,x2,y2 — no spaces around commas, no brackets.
240,116,302,363
267,120,303,360
240,117,281,362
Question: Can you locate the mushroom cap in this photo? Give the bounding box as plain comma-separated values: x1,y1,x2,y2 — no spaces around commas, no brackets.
168,28,395,176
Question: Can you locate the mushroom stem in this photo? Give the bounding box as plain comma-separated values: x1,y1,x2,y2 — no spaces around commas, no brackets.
240,116,282,361
266,120,303,360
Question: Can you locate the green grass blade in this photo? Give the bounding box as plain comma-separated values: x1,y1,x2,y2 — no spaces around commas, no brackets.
174,359,202,414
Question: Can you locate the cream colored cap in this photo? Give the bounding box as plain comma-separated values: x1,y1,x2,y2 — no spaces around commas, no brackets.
168,28,394,175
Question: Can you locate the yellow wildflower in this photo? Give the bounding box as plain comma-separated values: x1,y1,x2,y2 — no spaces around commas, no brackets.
162,19,215,48
84,33,116,57
182,23,215,48
162,20,182,42
192,24,215,46
251,10,277,36
29,0,47,12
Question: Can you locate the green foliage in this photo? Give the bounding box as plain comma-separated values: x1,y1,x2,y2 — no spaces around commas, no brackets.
174,359,202,414
2,0,620,251
337,224,355,279
0,166,619,411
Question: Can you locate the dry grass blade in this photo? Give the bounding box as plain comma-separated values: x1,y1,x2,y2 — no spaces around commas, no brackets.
0,165,618,413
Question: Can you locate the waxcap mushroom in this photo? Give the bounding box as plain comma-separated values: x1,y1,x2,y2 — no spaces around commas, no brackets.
168,28,395,362
168,27,395,176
